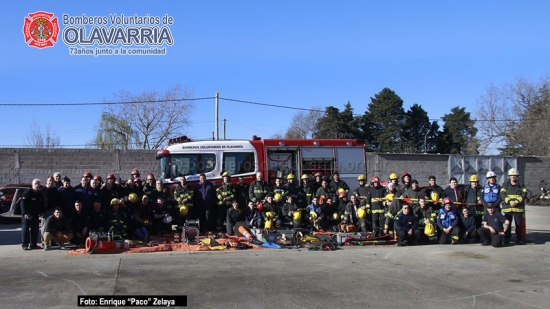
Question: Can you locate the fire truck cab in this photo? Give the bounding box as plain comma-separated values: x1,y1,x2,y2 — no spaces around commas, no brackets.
156,135,367,186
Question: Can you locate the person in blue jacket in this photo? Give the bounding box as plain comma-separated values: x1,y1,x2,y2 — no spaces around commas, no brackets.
394,203,418,246
437,197,461,245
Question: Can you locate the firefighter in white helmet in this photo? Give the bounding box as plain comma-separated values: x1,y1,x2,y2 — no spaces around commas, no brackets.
500,168,527,245
482,171,502,212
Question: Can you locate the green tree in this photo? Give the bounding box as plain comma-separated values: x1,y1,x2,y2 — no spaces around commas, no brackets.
436,106,478,154
313,103,361,139
361,88,405,152
401,104,432,153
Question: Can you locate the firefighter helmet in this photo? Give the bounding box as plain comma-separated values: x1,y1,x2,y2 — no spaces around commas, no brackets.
274,193,283,202
265,211,276,219
314,172,322,177
293,211,302,221
287,174,295,180
371,176,380,183
486,171,497,179
430,192,440,204
83,172,93,178
508,168,519,176
389,173,398,180
443,197,452,205
469,175,479,182
338,188,346,197
221,171,230,177
301,174,309,180
309,212,318,220
110,198,120,205
131,168,140,176
107,173,116,180
93,175,103,182
146,173,155,180
256,202,263,211
179,205,189,216
385,193,395,202
401,171,411,180
357,175,366,181
133,177,142,183
128,193,138,203
357,208,367,219
424,223,435,237
319,195,327,204
332,212,339,220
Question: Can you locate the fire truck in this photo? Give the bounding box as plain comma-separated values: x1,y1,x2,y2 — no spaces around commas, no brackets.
156,135,367,186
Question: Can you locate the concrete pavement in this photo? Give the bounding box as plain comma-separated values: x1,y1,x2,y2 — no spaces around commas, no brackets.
1,206,550,309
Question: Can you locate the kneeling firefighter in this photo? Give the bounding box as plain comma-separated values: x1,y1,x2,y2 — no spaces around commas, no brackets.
343,194,368,233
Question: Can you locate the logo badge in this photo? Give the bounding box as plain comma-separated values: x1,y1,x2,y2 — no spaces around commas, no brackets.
23,11,59,48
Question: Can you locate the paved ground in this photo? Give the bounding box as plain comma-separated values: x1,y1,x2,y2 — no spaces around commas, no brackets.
1,206,550,309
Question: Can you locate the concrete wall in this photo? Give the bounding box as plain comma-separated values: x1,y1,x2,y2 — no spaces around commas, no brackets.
367,153,449,185
0,148,548,195
0,148,157,184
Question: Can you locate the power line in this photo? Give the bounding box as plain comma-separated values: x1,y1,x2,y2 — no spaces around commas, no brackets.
220,97,320,112
0,97,215,106
0,95,537,122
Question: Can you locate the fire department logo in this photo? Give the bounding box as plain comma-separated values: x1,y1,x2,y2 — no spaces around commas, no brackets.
23,11,59,48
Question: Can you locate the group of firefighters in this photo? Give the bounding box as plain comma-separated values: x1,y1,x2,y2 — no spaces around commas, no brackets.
20,167,527,250
213,168,526,247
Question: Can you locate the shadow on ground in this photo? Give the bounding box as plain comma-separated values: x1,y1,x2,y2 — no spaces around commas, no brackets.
527,230,550,244
0,223,22,246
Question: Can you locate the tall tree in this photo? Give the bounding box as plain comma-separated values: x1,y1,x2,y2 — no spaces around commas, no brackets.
436,106,478,154
91,85,194,149
361,88,405,152
401,103,432,153
26,120,61,148
312,103,361,139
475,77,550,155
284,107,322,139
313,106,344,139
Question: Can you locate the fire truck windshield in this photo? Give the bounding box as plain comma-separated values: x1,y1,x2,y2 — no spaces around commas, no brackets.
158,153,216,179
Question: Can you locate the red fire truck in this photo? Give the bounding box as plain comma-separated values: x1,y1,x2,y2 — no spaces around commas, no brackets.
156,135,367,186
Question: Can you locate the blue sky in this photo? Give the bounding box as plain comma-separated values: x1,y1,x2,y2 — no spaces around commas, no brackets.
3,1,550,148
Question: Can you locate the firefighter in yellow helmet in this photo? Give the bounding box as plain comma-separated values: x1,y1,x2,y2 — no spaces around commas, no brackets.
329,171,350,198
464,174,484,230
174,176,195,219
261,194,281,229
307,196,324,231
415,196,436,244
425,175,445,210
500,168,527,245
368,176,388,233
284,173,302,207
300,174,315,207
343,194,368,232
352,174,370,205
271,177,287,205
281,195,300,228
216,172,236,231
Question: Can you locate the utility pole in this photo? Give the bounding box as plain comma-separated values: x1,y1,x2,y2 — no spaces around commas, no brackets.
215,92,219,140
223,118,227,140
